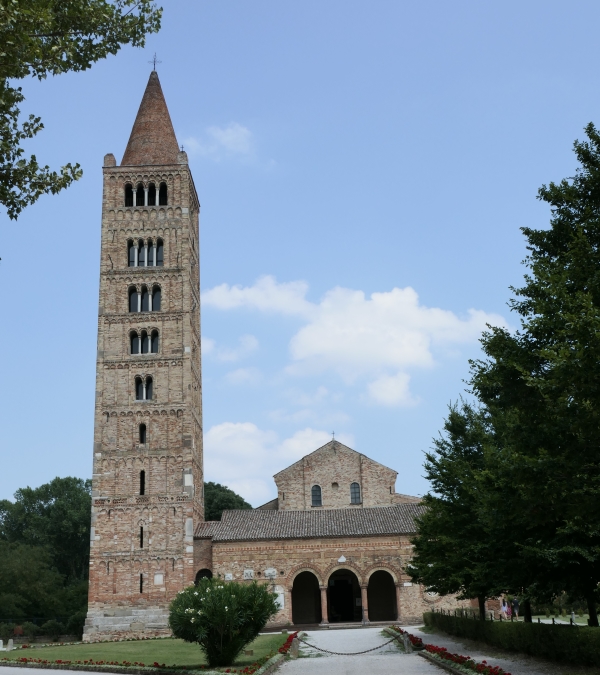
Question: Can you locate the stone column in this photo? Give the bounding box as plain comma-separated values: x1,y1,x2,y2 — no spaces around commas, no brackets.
143,244,148,266
142,380,147,400
361,585,370,625
132,188,137,207
149,288,153,312
134,246,139,267
144,187,149,206
152,244,157,266
395,583,402,622
137,291,141,313
319,586,329,626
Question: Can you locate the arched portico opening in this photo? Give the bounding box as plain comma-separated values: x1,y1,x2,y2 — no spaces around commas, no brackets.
292,571,322,624
195,569,212,584
367,570,397,621
327,569,361,622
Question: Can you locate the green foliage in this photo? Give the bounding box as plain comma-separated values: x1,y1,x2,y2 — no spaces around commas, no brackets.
424,612,600,666
66,610,87,640
0,0,162,219
0,623,15,640
408,401,499,616
0,476,92,582
41,619,65,642
469,122,600,623
204,482,252,522
169,578,279,667
21,621,40,639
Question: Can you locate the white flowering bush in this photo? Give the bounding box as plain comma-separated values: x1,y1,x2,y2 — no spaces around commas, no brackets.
168,578,279,667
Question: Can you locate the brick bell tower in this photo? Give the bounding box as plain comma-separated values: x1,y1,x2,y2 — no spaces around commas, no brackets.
84,70,203,641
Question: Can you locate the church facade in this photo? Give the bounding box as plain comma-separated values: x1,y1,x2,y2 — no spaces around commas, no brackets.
84,72,465,641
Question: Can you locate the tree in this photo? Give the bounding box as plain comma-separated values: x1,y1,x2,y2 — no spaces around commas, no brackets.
0,476,92,581
470,122,600,626
0,0,162,219
204,482,252,522
408,401,503,618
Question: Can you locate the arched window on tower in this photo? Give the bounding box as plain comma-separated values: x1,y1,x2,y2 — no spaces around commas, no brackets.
152,285,161,311
146,376,153,400
141,285,150,312
139,469,146,493
159,182,168,205
140,526,144,548
124,184,133,207
350,482,361,504
311,485,322,507
129,286,139,313
128,240,136,267
148,183,156,206
147,239,155,266
135,377,143,400
130,331,140,354
151,330,159,354
136,183,145,207
138,239,146,267
139,424,147,445
156,239,164,267
141,330,149,354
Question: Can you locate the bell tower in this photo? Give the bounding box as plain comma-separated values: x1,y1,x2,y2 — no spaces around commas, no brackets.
84,71,203,640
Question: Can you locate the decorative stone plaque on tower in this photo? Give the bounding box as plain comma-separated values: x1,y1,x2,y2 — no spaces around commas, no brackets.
83,71,203,641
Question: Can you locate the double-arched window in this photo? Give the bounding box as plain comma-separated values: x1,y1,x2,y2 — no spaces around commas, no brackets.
128,284,162,312
311,484,322,507
124,181,168,207
130,330,159,354
134,375,153,401
128,239,164,267
350,482,361,504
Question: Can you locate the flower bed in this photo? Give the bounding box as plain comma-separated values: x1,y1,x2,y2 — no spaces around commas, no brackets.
389,627,510,675
277,632,298,655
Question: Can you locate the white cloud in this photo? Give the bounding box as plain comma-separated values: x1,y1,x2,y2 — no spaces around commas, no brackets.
202,276,507,406
225,367,261,385
203,334,258,362
204,422,354,506
182,123,254,161
367,372,417,407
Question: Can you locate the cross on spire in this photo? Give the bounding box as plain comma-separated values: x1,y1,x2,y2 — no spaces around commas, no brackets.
332,431,335,440
148,53,162,70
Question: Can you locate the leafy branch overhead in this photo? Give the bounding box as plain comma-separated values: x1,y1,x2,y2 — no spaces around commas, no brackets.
0,0,162,219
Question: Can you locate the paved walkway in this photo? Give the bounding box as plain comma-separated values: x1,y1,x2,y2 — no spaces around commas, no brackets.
279,626,433,675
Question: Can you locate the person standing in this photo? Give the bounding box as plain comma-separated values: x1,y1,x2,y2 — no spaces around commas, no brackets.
512,597,520,619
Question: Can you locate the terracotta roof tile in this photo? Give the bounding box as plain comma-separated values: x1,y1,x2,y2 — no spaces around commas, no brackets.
121,71,179,166
195,503,424,542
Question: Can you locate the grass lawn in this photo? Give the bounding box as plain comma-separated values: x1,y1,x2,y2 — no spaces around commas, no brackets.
3,634,288,669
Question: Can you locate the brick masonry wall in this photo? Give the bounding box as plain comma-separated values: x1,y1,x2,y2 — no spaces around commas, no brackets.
85,157,204,641
275,442,406,510
206,534,467,627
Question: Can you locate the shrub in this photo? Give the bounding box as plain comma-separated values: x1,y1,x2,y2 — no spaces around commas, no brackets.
169,578,279,667
21,622,40,640
66,611,86,640
40,619,65,642
424,612,600,666
0,623,15,640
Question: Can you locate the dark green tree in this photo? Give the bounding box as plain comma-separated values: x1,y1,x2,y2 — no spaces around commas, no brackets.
0,0,162,219
204,482,252,522
0,477,91,581
408,401,502,619
471,122,600,626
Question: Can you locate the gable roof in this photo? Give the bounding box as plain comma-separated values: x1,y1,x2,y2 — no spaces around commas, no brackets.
121,71,180,166
194,503,424,542
273,439,397,480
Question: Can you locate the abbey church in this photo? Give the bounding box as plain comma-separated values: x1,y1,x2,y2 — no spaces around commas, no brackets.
84,72,465,641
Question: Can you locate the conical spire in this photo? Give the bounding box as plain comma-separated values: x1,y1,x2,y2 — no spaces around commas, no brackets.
121,71,180,166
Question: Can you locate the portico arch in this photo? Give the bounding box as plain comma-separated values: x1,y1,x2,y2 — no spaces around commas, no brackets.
327,568,361,623
291,571,322,624
367,569,397,621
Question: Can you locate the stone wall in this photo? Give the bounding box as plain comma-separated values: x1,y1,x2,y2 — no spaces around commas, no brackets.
274,442,404,511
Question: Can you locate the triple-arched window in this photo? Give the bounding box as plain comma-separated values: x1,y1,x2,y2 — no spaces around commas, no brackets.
130,330,159,354
134,376,153,401
128,285,162,312
311,484,322,507
128,239,164,267
124,181,168,207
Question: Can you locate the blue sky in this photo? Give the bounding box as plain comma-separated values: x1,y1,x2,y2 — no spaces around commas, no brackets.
0,0,596,505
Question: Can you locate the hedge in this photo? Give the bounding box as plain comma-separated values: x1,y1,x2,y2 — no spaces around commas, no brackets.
424,612,600,666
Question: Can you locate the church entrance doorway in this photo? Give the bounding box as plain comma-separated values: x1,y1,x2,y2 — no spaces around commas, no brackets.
367,570,397,621
327,569,361,622
292,571,322,624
